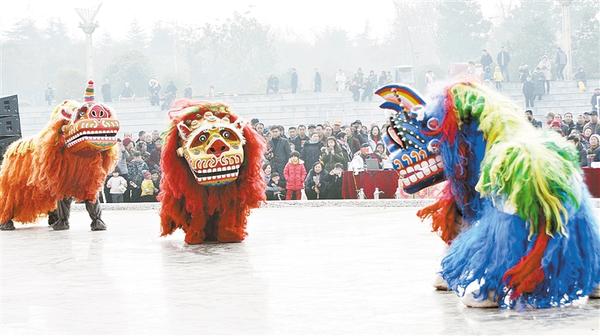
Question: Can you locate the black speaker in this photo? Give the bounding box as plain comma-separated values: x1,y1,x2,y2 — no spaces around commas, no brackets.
1,95,18,117
0,95,21,161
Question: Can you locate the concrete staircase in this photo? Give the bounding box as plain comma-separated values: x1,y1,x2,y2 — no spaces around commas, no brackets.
18,80,598,138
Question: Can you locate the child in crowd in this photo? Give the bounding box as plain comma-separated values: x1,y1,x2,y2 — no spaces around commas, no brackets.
140,170,158,202
283,151,306,200
151,170,161,196
493,66,504,90
106,168,127,203
266,172,286,200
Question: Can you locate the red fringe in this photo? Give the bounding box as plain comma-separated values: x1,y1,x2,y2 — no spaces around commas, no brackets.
502,221,549,299
158,99,266,244
416,183,461,244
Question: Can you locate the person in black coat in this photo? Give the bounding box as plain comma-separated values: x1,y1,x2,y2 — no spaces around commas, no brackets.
532,68,546,100
321,163,344,199
525,110,542,128
314,69,322,93
301,133,324,173
304,162,328,200
496,47,511,82
591,88,600,111
266,172,286,200
522,76,536,108
567,135,589,167
480,49,493,70
320,136,348,172
268,127,291,176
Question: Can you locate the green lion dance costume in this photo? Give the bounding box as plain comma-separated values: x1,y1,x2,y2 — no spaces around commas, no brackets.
377,81,600,308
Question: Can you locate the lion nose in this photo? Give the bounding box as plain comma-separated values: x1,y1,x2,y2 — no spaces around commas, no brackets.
208,139,230,157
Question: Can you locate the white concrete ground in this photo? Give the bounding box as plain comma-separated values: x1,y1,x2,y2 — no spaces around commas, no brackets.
1,207,599,335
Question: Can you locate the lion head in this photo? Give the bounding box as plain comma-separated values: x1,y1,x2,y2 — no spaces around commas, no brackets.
174,104,246,186
52,81,120,156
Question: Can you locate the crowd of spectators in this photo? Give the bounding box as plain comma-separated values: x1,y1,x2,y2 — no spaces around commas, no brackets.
103,130,163,203
104,103,599,203
255,118,391,201
527,109,600,167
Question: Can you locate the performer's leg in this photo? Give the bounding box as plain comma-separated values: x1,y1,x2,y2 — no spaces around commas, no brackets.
51,198,73,231
0,219,15,230
184,215,206,245
217,210,245,243
86,199,107,231
204,215,218,242
48,210,58,226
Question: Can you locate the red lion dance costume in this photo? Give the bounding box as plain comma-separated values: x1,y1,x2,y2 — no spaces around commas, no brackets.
159,100,265,244
0,81,119,231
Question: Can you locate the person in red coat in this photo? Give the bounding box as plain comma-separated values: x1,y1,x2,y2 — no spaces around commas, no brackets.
283,151,307,200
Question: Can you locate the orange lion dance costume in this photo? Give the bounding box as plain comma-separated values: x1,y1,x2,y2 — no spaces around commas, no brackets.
0,81,119,231
159,100,265,244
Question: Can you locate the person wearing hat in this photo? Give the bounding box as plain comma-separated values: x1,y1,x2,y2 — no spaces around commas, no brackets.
332,120,343,137
349,143,382,171
583,110,599,135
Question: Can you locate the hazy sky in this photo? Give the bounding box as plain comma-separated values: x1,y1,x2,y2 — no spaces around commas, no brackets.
0,0,501,41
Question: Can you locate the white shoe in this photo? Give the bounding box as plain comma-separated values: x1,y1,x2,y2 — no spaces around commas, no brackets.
460,282,498,308
433,274,449,291
590,286,600,299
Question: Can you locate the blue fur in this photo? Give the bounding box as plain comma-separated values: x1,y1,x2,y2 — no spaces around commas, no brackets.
378,84,600,308
427,96,487,222
426,91,600,308
442,184,600,308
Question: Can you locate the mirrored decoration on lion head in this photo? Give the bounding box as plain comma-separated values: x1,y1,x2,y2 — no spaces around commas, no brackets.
59,80,120,155
174,103,245,186
376,84,446,194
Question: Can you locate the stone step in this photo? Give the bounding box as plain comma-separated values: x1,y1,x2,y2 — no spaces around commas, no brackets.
18,80,599,137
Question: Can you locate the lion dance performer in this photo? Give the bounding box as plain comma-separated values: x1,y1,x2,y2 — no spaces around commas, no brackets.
376,81,600,308
0,80,119,231
159,100,265,244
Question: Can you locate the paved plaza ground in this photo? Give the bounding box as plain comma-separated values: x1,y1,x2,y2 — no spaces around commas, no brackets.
1,206,599,335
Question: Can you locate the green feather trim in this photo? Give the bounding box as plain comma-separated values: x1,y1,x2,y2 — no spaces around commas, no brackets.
476,135,581,238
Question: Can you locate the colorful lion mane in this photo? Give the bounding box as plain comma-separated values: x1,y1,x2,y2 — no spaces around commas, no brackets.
0,99,118,226
378,81,600,308
159,99,265,244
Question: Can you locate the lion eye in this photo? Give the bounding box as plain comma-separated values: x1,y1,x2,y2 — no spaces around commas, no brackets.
220,129,238,141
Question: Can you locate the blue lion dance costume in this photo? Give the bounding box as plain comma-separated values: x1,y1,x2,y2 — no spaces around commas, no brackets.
377,81,600,308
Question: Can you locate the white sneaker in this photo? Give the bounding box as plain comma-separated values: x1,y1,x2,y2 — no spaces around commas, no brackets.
433,274,449,291
460,282,498,308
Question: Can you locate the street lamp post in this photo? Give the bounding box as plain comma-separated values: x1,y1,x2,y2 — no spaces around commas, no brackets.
76,3,102,79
